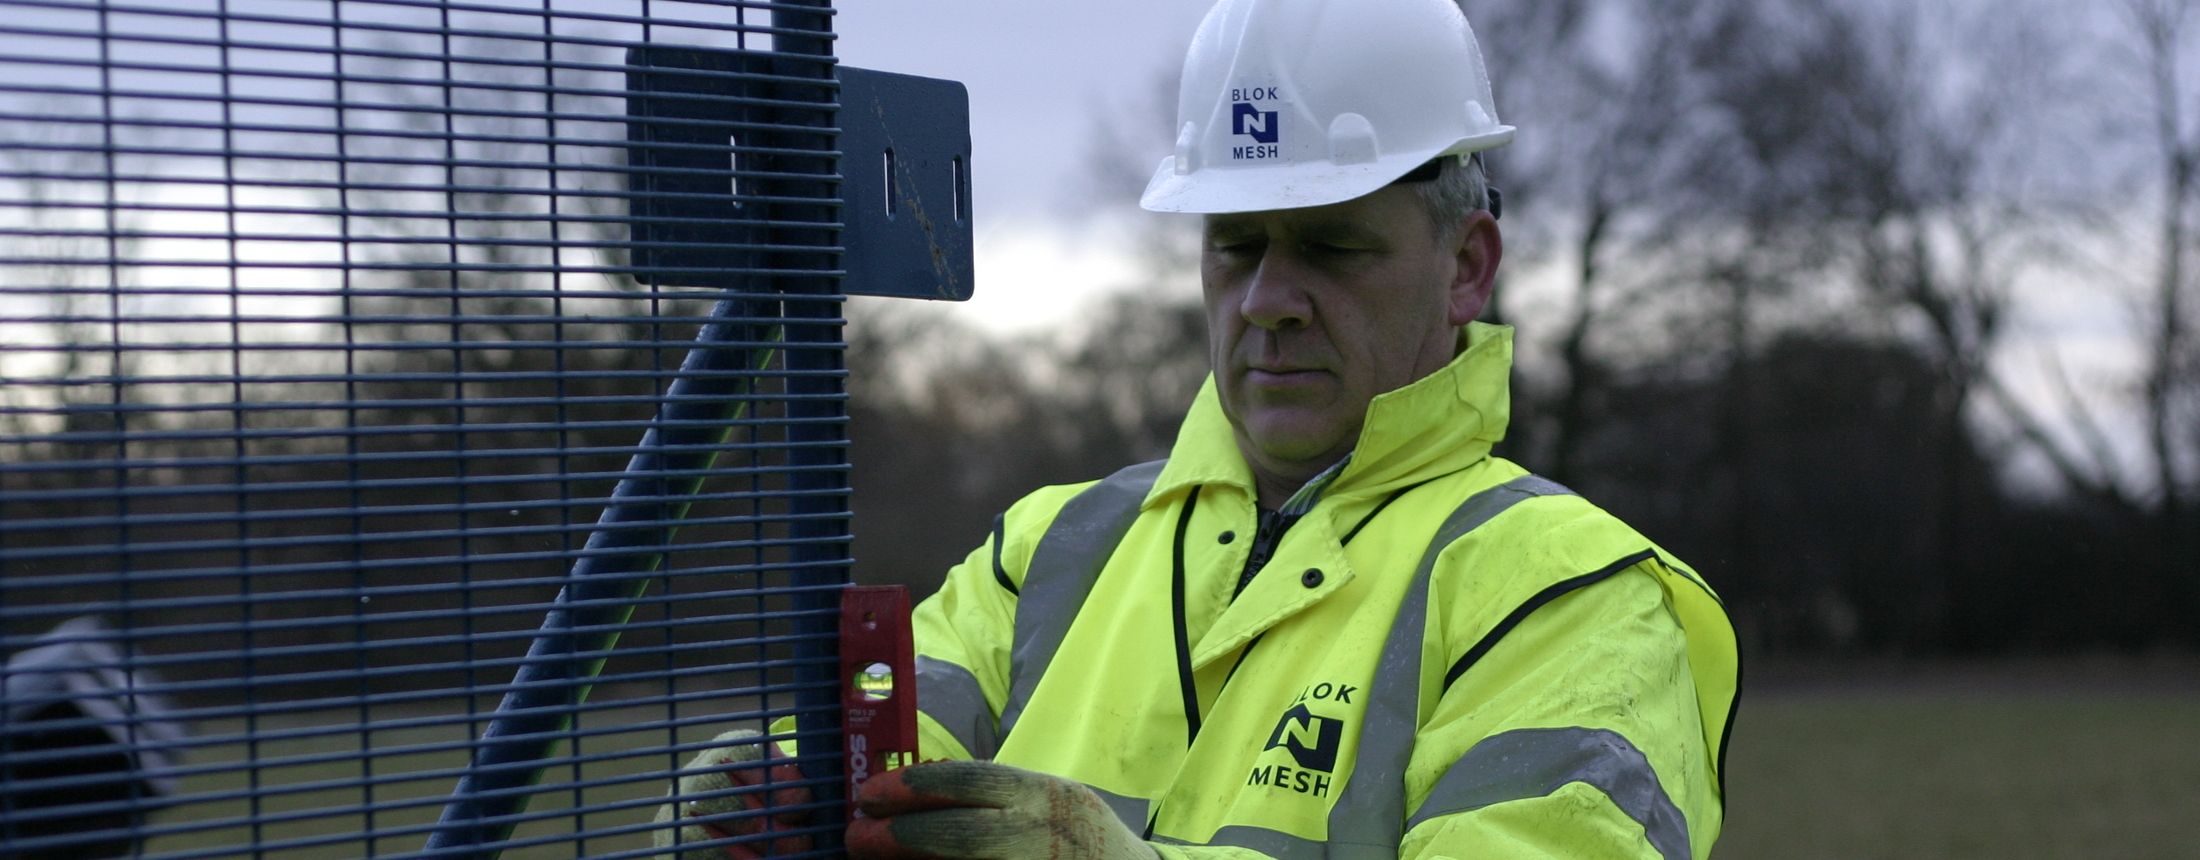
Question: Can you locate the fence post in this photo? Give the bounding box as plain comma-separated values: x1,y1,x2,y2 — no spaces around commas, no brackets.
766,0,855,848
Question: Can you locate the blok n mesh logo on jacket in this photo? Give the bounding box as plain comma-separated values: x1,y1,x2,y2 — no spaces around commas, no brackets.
1245,680,1357,799
1262,703,1341,772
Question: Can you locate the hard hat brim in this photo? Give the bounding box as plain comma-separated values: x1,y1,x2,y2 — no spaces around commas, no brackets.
1137,129,1514,214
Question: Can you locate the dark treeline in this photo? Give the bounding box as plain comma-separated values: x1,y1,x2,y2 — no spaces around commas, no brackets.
845,0,2200,657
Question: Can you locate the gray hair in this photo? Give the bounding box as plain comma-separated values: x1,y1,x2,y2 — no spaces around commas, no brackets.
1413,154,1491,241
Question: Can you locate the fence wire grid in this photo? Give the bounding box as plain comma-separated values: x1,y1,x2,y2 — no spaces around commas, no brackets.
0,1,851,857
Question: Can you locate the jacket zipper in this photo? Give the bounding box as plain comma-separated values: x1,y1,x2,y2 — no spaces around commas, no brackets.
1232,507,1296,601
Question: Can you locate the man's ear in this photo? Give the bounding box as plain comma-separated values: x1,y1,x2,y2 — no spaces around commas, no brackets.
1447,210,1501,326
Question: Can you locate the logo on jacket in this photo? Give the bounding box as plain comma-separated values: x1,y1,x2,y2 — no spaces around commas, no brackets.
1247,682,1356,799
1262,703,1341,772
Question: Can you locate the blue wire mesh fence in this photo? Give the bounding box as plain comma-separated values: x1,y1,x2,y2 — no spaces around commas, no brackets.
0,1,851,857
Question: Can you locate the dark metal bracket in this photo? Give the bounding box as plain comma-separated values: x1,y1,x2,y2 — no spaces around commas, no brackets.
626,47,975,301
835,67,975,301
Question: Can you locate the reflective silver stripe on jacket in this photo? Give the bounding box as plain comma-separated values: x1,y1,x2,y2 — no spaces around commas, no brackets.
914,655,998,759
999,459,1166,741
1155,827,1334,860
1406,727,1689,860
1090,783,1152,834
1322,474,1572,850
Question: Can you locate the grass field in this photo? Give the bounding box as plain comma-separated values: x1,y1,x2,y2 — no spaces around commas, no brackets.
1717,659,2200,859
126,659,2200,858
138,701,776,860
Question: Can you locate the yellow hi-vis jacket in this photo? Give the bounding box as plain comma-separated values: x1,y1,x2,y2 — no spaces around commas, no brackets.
909,323,1740,859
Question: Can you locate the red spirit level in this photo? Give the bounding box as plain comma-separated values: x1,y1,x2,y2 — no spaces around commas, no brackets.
838,585,918,821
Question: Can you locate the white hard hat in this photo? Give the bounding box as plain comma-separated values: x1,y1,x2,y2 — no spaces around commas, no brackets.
1139,0,1515,214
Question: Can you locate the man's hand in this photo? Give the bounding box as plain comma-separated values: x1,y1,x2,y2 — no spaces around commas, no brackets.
652,729,815,859
846,760,1159,860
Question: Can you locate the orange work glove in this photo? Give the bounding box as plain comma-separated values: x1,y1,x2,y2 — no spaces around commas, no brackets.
845,760,1159,860
652,729,816,859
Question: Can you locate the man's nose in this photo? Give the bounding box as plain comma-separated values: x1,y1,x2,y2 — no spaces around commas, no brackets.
1240,253,1313,331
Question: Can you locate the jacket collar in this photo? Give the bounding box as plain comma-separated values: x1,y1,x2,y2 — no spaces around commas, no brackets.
1149,322,1514,507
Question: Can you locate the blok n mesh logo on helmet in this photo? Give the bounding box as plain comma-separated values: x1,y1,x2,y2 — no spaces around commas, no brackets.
1229,86,1281,160
1232,103,1279,144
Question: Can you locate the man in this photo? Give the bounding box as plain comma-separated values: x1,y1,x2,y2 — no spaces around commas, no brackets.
658,0,1738,857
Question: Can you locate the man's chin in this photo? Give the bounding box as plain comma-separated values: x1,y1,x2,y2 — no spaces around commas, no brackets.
1236,414,1351,469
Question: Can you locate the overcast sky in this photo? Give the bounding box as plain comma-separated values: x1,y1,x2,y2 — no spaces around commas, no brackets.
836,0,1208,218
835,0,1216,329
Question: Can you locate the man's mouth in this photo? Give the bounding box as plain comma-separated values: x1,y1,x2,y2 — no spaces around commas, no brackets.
1246,366,1326,384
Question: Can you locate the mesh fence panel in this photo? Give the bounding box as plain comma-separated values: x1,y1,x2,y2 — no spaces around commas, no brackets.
0,1,847,857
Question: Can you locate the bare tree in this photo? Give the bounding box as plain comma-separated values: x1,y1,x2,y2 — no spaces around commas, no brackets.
0,101,150,448
340,34,653,354
1613,0,2120,646
2123,0,2199,530
1483,0,1743,483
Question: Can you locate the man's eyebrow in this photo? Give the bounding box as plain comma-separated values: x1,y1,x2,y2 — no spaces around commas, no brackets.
1292,217,1384,242
1205,216,1382,241
1203,216,1260,236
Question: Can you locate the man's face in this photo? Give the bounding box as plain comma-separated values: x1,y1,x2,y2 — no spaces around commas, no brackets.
1201,184,1481,483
